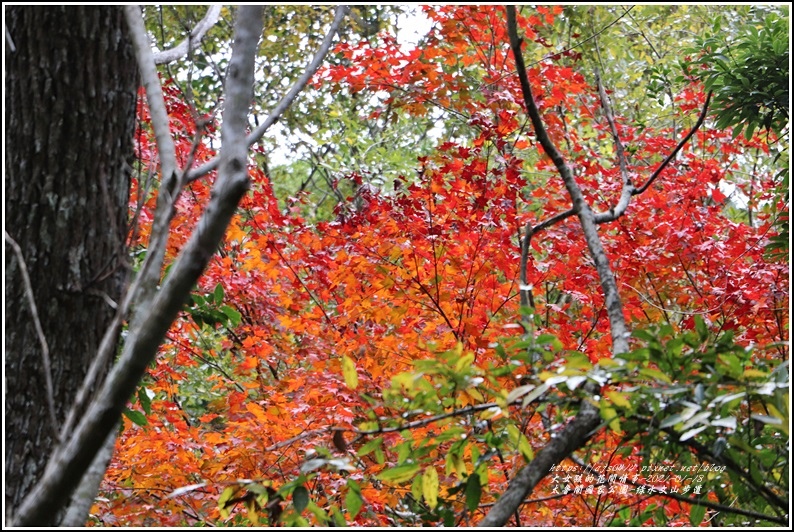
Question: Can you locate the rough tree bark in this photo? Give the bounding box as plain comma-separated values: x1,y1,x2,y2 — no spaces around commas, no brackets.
4,5,137,522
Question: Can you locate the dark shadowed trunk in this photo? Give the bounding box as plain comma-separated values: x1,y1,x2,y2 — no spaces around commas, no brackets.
4,5,137,521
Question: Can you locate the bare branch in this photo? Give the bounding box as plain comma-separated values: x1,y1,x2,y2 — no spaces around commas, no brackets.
519,208,576,309
153,5,223,65
12,7,265,526
4,231,59,439
506,6,629,354
478,8,637,525
186,5,350,182
124,5,182,316
59,422,119,526
590,76,712,224
633,91,712,195
594,69,634,219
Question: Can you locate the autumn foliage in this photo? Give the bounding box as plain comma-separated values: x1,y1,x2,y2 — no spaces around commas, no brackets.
93,6,788,526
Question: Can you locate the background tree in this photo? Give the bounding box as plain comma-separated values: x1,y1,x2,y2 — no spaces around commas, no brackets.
4,5,137,522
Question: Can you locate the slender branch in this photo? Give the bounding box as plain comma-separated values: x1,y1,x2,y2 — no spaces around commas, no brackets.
186,5,350,182
124,5,182,316
4,231,59,439
594,69,634,219
153,5,223,65
344,401,516,436
12,7,265,526
60,422,120,526
519,208,576,308
633,91,712,196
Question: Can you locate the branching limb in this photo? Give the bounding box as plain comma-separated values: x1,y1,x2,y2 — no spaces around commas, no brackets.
4,231,59,439
153,5,222,65
186,5,350,182
12,7,265,526
519,209,576,308
506,6,629,354
479,8,634,525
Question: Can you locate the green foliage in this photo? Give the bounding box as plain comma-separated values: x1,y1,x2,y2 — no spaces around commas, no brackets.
602,318,789,526
689,8,789,140
686,7,789,258
186,282,241,329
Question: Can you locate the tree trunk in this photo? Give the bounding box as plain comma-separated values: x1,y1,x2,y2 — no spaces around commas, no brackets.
4,5,137,522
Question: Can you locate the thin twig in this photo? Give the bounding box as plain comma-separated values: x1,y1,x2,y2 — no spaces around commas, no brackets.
5,231,59,439
341,401,515,436
595,68,634,218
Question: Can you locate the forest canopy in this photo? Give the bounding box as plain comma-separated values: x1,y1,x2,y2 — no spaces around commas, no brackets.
4,5,789,528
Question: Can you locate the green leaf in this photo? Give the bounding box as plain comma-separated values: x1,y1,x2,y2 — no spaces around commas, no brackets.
331,506,347,527
218,486,237,519
377,463,420,483
411,473,423,501
506,424,534,460
465,474,482,512
689,503,706,526
123,408,148,427
221,305,242,327
694,315,708,341
345,481,364,519
341,355,359,390
357,437,383,457
293,486,309,513
638,368,672,384
213,282,224,304
137,387,152,416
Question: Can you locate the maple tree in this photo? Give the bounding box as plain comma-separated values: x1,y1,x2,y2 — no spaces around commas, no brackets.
5,5,787,528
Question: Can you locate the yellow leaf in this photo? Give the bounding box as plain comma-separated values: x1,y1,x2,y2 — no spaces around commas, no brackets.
600,401,622,433
606,390,631,409
422,466,439,509
341,355,358,390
